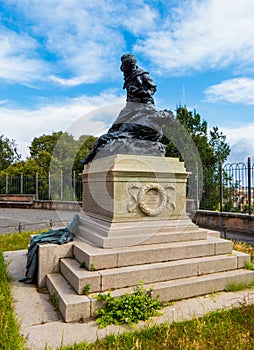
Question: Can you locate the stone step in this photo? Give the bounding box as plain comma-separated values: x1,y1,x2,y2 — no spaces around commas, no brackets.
60,258,101,295
46,268,254,322
151,269,254,303
61,251,249,294
73,236,232,271
46,273,90,323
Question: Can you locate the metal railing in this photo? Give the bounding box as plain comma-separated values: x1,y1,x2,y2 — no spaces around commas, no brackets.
200,157,254,214
0,171,82,201
1,158,253,214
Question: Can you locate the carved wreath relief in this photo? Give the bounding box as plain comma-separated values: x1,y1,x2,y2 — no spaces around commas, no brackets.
127,182,176,217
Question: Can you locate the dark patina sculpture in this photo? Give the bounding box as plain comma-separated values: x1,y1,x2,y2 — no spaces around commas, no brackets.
81,54,173,164
120,53,156,104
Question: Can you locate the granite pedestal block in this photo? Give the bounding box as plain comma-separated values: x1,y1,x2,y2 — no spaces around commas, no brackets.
79,155,193,248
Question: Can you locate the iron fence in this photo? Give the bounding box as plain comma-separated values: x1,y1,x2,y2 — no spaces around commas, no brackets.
200,157,254,214
0,171,83,201
0,158,253,214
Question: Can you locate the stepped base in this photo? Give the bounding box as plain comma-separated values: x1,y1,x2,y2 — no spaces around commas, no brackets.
47,268,254,322
60,252,244,295
72,235,232,271
40,235,254,323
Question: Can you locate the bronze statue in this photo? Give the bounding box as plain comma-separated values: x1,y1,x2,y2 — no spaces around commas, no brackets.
81,54,172,164
120,54,157,104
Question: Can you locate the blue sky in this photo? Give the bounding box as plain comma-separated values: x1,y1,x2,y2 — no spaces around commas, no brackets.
0,0,254,163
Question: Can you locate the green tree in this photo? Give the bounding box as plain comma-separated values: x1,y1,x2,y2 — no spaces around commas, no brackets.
0,158,49,198
29,132,63,158
0,131,97,200
73,135,97,173
29,131,97,173
49,133,97,200
209,126,230,165
162,105,230,210
0,133,20,171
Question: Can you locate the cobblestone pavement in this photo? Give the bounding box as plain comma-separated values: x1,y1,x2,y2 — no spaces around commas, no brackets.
0,208,80,234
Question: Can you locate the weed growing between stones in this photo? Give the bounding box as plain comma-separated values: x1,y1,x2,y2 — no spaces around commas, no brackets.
225,281,254,292
82,284,91,295
50,291,59,310
95,285,164,328
245,261,254,270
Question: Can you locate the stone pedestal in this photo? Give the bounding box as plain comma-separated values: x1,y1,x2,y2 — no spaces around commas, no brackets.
78,155,197,248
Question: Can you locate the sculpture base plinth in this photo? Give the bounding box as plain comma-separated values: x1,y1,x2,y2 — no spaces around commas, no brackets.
77,213,207,248
78,154,199,248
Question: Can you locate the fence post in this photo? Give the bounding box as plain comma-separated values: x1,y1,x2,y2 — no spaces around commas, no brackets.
36,172,39,200
60,171,63,200
73,171,76,200
48,171,51,199
20,174,23,194
219,160,223,212
5,174,8,194
248,157,252,215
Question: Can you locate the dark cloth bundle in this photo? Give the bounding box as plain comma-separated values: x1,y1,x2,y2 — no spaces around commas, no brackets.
19,214,79,284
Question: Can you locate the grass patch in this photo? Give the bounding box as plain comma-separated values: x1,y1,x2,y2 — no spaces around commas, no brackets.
0,230,46,350
57,304,254,349
0,229,46,252
225,282,250,292
0,252,26,349
233,241,254,261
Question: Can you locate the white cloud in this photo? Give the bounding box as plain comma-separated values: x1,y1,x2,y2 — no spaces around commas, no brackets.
0,28,49,85
134,0,254,74
1,0,126,86
3,0,254,85
204,78,254,104
221,124,254,162
2,0,254,124
0,0,165,86
0,91,125,159
49,75,95,87
120,4,158,35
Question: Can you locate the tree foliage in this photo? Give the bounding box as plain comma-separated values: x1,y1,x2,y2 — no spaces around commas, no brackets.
162,105,230,210
0,131,97,200
29,132,62,158
25,131,97,174
162,105,230,166
0,133,20,171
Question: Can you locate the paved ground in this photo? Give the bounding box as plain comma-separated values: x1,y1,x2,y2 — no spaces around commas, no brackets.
0,208,80,234
4,249,254,350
